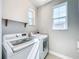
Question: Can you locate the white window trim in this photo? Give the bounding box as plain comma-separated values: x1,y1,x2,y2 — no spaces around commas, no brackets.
28,8,36,26
52,2,68,30
53,2,67,9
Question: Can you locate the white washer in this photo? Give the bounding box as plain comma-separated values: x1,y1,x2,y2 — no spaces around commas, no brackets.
3,33,39,59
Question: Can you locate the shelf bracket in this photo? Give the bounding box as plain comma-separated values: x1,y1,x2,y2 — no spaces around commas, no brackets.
5,19,8,27
24,23,28,28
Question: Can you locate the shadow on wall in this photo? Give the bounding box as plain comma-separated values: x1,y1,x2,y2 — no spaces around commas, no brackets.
2,19,37,34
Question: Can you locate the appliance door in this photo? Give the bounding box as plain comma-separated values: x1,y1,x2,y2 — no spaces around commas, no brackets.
43,38,48,51
43,37,48,58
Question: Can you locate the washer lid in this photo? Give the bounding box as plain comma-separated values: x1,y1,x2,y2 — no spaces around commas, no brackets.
8,37,35,52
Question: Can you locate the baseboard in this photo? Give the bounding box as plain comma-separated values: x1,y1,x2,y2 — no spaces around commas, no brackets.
49,50,73,59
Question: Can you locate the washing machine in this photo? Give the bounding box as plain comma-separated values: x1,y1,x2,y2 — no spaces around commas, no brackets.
3,33,40,59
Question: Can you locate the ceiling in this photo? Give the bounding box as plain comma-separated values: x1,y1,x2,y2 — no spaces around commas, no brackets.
30,0,52,7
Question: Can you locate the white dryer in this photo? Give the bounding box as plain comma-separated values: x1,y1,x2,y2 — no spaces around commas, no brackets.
32,34,49,59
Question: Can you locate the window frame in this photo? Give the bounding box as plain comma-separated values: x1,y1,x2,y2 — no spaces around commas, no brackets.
52,2,68,30
28,8,35,26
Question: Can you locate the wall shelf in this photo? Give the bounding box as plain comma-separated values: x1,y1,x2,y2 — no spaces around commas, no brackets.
2,19,28,27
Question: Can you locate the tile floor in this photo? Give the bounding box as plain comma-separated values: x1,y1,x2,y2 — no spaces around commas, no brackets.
45,54,62,59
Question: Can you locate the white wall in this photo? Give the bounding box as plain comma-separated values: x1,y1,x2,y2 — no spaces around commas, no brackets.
2,0,38,34
37,0,79,59
0,0,2,58
2,20,37,34
3,0,37,22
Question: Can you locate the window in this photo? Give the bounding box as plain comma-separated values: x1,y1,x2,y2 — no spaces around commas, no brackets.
28,8,35,25
53,2,68,30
